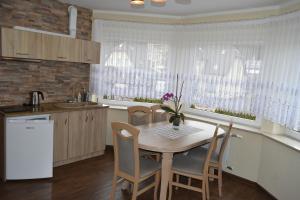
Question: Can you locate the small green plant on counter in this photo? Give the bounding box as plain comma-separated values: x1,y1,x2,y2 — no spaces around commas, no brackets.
214,108,256,120
133,97,163,104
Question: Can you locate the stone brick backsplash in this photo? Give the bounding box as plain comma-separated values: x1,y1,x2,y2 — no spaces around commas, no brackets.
0,0,93,106
0,60,90,106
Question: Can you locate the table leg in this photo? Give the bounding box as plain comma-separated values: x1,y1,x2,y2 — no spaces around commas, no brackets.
159,152,173,200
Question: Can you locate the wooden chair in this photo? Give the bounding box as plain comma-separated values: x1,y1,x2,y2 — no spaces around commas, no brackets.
151,104,169,123
111,122,161,200
128,106,160,160
128,106,152,126
168,125,220,200
187,123,233,197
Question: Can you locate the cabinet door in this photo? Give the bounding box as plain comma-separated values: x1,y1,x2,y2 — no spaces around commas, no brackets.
42,35,81,62
1,28,14,57
42,34,69,61
13,29,42,59
81,40,100,64
87,109,107,154
68,111,89,159
69,39,82,62
51,112,69,163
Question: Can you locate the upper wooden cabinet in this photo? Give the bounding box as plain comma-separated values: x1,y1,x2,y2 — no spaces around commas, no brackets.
1,28,42,59
0,27,100,64
81,40,100,64
42,34,81,62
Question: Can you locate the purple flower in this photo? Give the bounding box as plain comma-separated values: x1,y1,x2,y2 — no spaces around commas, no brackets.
162,92,174,102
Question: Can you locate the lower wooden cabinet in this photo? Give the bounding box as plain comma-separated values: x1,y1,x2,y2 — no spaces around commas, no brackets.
51,112,69,163
68,110,88,159
86,109,107,154
51,108,107,166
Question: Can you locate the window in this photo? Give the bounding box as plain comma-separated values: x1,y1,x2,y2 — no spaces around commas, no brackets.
91,13,300,131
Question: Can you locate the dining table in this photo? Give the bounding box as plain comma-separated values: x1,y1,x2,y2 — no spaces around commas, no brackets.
137,120,225,200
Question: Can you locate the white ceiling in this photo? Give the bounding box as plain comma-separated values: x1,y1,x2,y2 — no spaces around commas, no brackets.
60,0,294,16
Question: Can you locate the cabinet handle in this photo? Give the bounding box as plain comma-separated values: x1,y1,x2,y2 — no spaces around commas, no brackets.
65,118,68,125
57,56,67,59
91,115,94,121
16,52,30,56
85,116,88,122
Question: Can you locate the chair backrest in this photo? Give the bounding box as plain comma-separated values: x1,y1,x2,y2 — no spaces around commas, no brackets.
151,104,168,123
128,106,152,126
202,125,220,176
111,122,140,179
217,123,233,162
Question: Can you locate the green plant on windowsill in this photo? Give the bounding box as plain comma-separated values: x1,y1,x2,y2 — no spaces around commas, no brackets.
190,105,256,120
133,97,163,104
214,108,256,120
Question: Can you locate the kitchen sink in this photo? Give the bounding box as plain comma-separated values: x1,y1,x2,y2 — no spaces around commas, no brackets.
54,102,98,109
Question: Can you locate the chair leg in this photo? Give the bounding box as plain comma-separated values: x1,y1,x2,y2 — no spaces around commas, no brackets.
209,168,214,181
202,180,206,200
110,174,117,200
168,172,174,200
218,168,223,197
188,177,192,186
154,171,160,200
132,182,138,200
206,177,210,200
156,153,161,162
175,174,179,190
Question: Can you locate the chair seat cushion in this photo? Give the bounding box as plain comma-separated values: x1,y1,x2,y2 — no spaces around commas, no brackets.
140,157,161,178
188,146,219,163
172,154,205,176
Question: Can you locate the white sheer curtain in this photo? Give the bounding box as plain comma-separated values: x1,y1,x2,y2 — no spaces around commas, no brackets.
90,21,179,99
91,11,300,131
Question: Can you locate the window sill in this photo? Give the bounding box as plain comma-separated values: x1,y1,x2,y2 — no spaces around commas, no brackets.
101,99,300,153
100,99,156,109
184,108,261,129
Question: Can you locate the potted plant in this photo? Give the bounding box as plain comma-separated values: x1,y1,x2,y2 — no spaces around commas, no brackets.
161,74,185,129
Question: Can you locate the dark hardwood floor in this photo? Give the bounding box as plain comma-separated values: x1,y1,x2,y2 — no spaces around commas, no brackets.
0,148,275,200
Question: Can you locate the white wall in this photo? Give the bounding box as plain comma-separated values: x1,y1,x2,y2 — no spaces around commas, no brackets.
224,129,263,182
224,129,300,200
258,138,300,200
106,108,300,199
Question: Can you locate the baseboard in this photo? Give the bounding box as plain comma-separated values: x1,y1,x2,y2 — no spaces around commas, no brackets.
223,172,277,200
53,150,104,167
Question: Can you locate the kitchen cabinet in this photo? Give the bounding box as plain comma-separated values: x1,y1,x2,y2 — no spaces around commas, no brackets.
81,40,100,64
85,109,107,154
0,27,42,59
42,34,81,62
51,112,69,163
68,110,88,159
0,28,14,58
67,109,107,161
0,27,100,64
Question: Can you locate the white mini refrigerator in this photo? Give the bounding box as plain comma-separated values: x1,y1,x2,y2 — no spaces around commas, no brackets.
5,115,54,180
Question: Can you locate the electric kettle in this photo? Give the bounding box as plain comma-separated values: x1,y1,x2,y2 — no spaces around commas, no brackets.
30,91,44,106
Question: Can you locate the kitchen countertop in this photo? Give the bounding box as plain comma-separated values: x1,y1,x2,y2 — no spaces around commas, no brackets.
0,102,109,117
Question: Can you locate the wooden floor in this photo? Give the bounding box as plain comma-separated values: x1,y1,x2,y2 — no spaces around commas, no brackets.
0,148,275,200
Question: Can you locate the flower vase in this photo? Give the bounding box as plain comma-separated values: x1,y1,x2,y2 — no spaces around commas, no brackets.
172,116,181,130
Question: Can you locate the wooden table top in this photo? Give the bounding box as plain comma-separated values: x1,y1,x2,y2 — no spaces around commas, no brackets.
137,120,225,153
